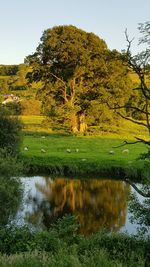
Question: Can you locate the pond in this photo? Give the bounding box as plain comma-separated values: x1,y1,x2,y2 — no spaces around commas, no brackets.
7,176,149,235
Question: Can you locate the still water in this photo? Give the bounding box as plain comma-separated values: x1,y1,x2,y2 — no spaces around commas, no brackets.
10,176,146,235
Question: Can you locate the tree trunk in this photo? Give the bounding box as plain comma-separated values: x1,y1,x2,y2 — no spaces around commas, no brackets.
78,112,87,133
70,112,78,133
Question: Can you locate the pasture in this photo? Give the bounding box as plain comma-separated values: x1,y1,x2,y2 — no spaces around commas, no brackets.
21,133,148,179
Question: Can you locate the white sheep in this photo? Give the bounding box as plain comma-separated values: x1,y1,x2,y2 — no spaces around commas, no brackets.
109,150,114,155
75,148,79,152
66,149,71,153
24,147,28,151
41,148,46,153
122,149,129,154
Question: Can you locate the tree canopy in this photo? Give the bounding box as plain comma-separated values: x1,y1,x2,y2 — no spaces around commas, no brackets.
26,25,132,133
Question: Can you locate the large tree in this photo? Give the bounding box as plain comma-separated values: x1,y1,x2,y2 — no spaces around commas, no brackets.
26,25,131,133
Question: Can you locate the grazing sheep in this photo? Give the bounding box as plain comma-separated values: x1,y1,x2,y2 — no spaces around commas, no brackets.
66,149,71,153
41,148,46,153
109,150,114,155
24,147,28,151
81,158,87,161
75,148,79,152
122,149,129,154
41,136,46,139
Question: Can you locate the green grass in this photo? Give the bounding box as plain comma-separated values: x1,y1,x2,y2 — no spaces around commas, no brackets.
19,115,52,133
20,115,45,125
0,249,145,267
21,133,149,179
19,115,150,179
19,115,149,139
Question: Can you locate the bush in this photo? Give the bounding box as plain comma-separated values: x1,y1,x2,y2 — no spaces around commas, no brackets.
0,150,22,226
5,102,22,115
0,105,22,155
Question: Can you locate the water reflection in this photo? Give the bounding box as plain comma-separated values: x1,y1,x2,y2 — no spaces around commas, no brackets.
22,177,130,234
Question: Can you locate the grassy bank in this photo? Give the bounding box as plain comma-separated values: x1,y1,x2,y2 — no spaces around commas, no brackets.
20,132,149,180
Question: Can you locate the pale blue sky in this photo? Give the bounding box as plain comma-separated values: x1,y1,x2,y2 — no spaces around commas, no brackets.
0,0,149,64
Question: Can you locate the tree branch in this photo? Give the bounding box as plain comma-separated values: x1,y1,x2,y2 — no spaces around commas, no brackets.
113,140,142,148
49,72,68,103
125,178,150,198
116,111,148,128
109,103,150,116
125,30,150,100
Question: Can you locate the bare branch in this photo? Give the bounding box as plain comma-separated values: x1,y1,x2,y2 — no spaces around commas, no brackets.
135,137,150,145
49,72,69,103
125,179,150,198
113,140,142,148
109,103,150,116
116,111,148,128
125,31,150,100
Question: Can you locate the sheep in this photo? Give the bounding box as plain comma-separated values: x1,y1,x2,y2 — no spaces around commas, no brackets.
41,148,46,153
24,147,28,151
81,158,87,161
109,150,115,155
75,148,79,152
41,136,46,139
66,149,71,153
122,149,129,154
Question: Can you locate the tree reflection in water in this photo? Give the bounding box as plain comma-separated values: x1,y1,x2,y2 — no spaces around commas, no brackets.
25,178,130,235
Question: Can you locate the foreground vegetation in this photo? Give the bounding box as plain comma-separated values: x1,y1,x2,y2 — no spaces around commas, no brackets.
0,215,150,267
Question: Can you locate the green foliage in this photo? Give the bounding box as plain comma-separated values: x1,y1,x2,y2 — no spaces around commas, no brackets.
0,149,22,177
0,216,149,266
4,102,22,115
0,105,22,155
20,99,41,115
0,65,18,76
26,25,132,133
0,176,21,227
129,191,150,234
0,250,133,267
0,149,22,226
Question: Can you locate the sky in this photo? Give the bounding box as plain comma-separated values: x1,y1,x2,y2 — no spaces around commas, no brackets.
0,0,149,65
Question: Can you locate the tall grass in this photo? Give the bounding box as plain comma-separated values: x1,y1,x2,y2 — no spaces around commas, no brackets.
0,216,149,267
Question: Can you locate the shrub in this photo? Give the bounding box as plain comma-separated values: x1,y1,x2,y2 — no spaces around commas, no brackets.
0,149,22,226
0,105,22,155
5,102,22,115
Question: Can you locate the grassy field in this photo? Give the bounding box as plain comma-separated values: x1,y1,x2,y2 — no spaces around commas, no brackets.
19,115,150,179
19,115,148,138
21,132,148,179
